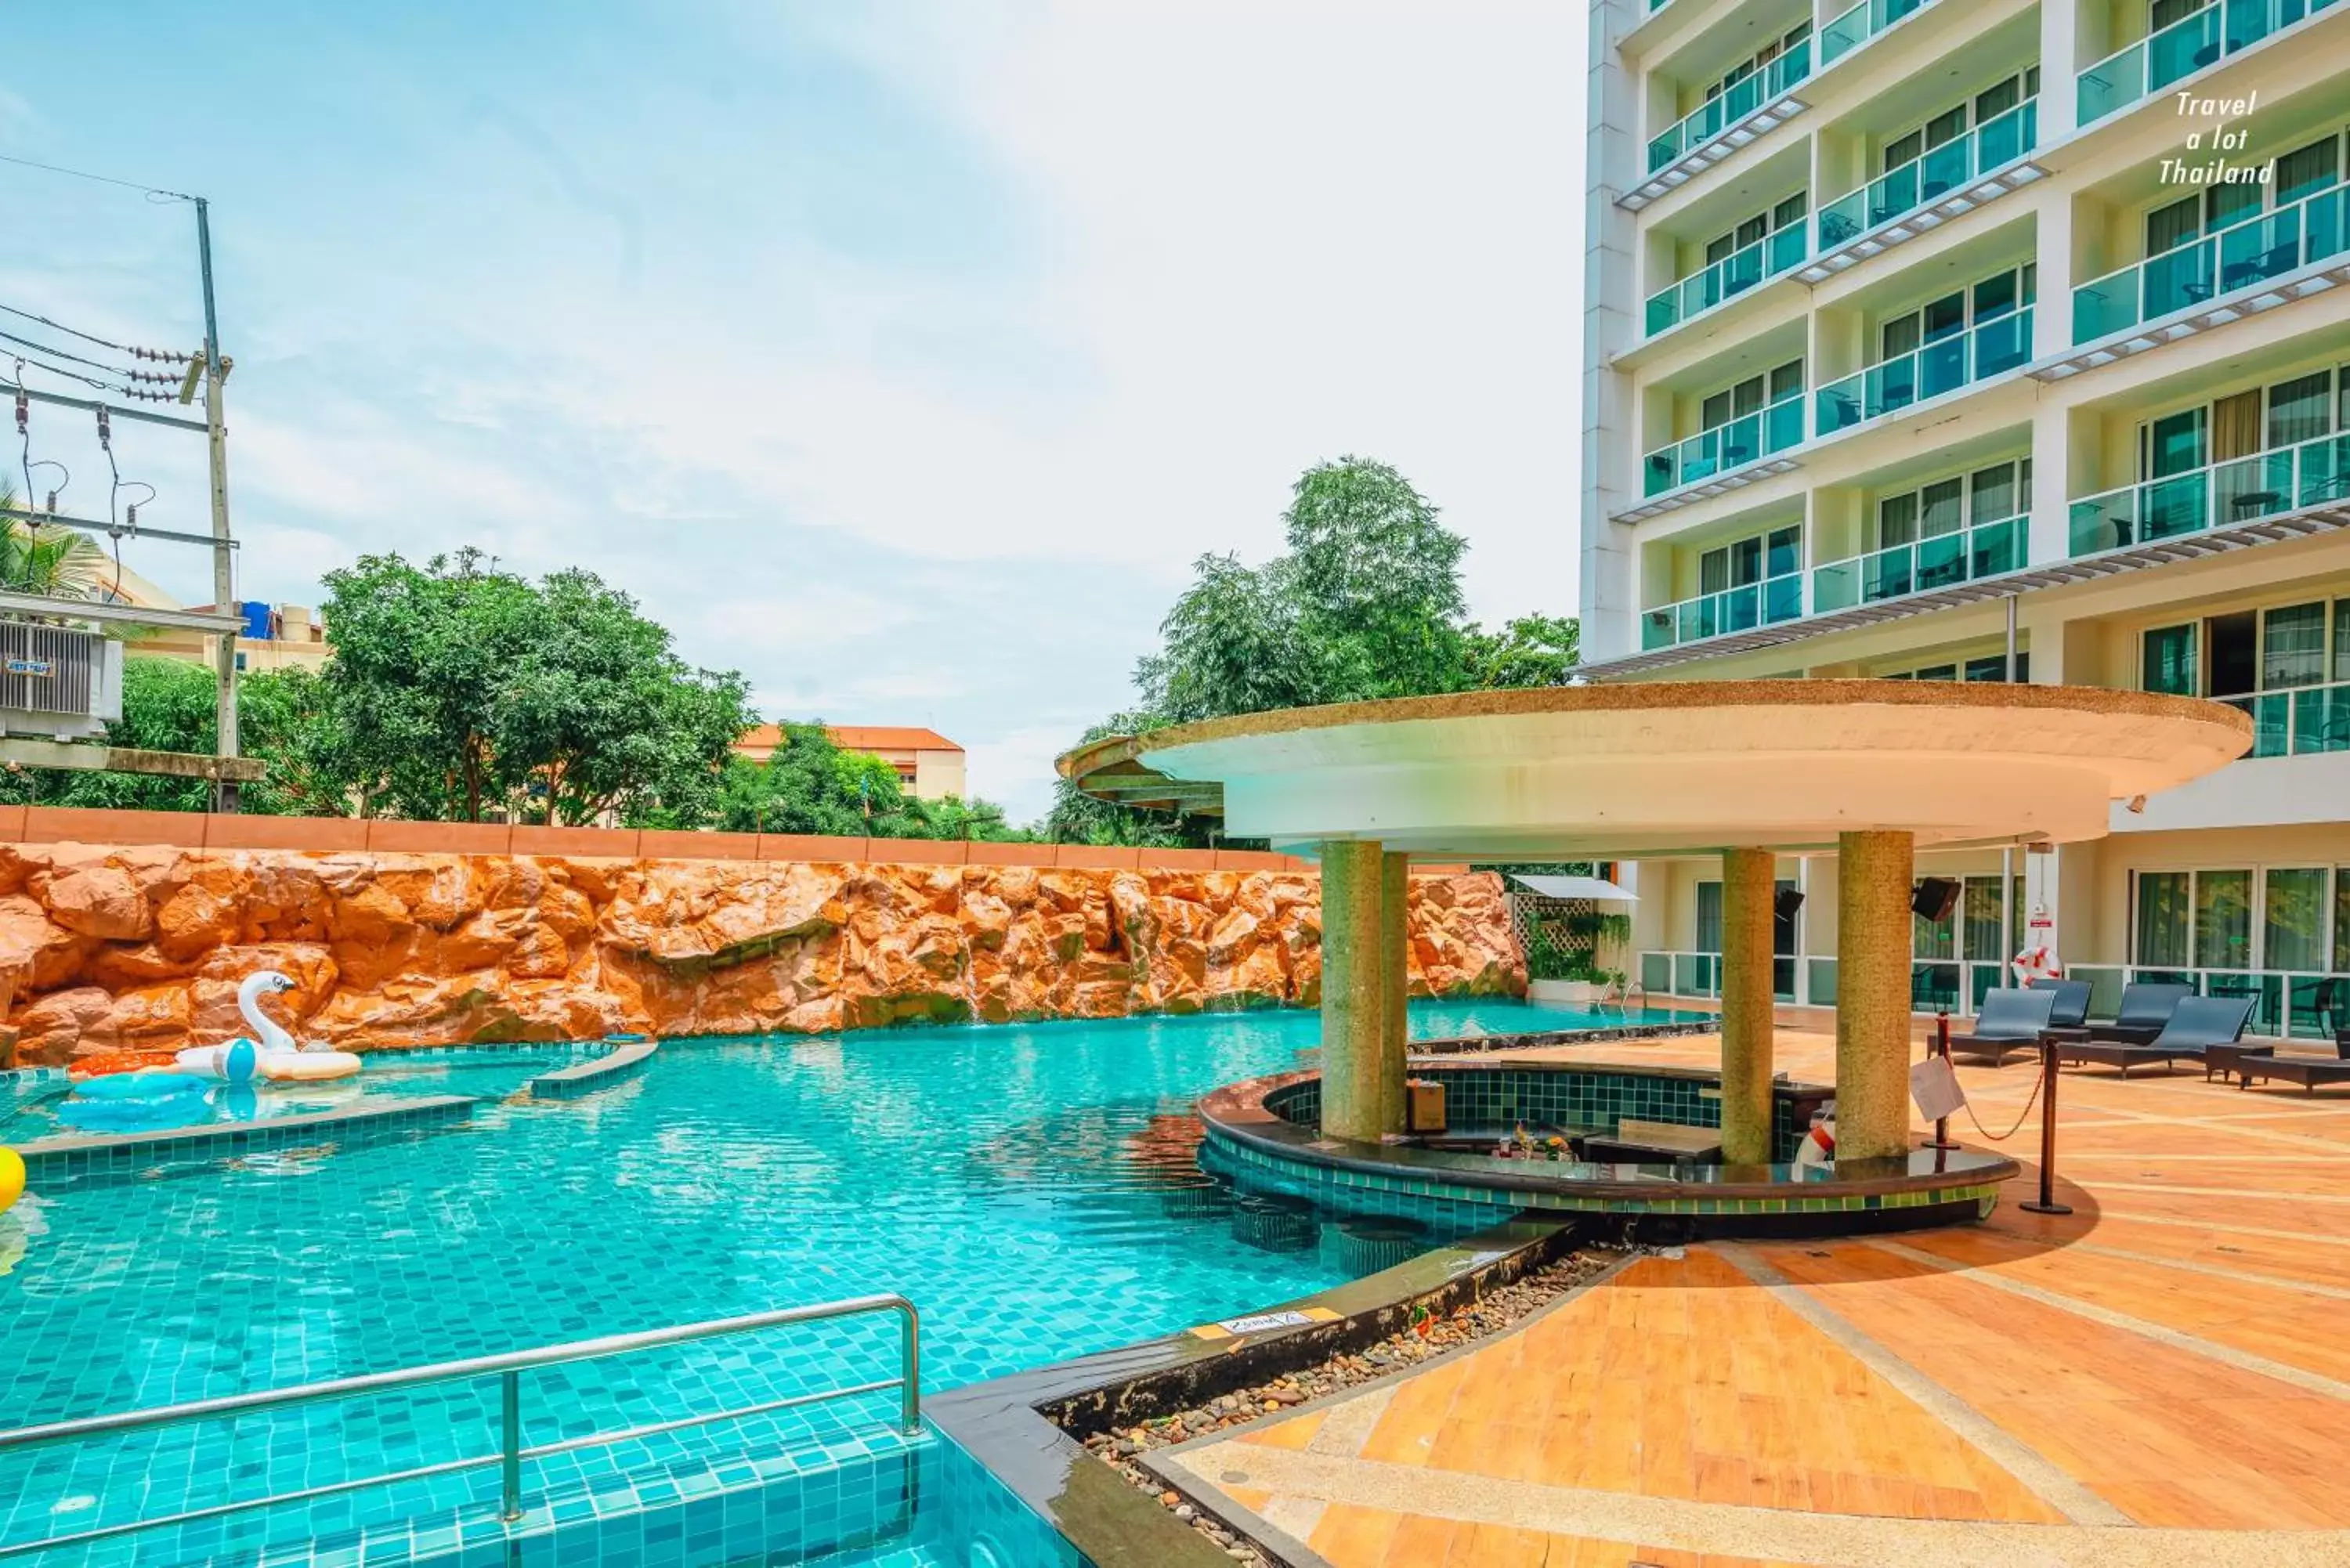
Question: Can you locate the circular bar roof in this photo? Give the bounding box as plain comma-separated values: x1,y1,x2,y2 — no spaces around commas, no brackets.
1058,681,2251,858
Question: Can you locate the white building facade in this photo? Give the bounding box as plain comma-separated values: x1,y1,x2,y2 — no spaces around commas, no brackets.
1580,0,2350,1038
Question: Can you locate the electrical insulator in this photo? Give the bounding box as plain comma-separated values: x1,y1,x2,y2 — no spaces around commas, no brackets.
125,504,138,528
42,491,56,514
96,408,111,450
13,390,24,435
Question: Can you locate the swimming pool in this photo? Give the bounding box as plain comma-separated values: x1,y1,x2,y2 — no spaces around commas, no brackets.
0,998,1698,1565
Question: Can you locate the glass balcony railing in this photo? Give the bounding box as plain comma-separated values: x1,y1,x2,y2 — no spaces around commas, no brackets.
2067,963,2350,1041
1810,515,2024,612
2218,675,2350,758
1813,308,2033,435
1647,41,1813,175
2069,429,2350,554
1819,0,1932,63
1641,393,1806,498
1814,100,2037,251
1646,225,1809,335
2073,183,2348,342
1638,572,1807,652
2077,0,2344,125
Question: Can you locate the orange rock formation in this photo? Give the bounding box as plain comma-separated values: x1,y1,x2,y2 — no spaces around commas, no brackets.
0,844,1524,1064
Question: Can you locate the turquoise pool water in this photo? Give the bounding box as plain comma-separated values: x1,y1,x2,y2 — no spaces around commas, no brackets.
0,999,1699,1566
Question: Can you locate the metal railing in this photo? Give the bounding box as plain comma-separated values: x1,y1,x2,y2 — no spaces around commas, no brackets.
1643,951,2015,1013
1814,307,2034,435
1820,0,1933,63
1647,41,1813,174
2073,182,2348,344
1638,571,1806,651
2066,963,2349,1040
1642,392,1806,498
1811,515,2024,613
2069,429,2350,555
2218,675,2350,758
2077,0,2343,125
1646,223,1809,336
1815,100,2037,252
0,1295,920,1560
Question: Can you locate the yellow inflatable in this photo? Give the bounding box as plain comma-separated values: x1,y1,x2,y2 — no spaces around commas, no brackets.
0,1147,24,1216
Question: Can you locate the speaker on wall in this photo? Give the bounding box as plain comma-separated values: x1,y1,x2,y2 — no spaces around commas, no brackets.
1773,887,1806,919
1911,877,1961,920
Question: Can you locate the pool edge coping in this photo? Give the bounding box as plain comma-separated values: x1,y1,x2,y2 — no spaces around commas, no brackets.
927,1214,1580,1568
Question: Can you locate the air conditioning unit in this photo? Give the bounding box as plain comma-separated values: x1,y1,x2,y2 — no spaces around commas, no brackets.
0,621,124,741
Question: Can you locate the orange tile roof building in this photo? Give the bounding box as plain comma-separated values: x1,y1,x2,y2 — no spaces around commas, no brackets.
734,724,967,800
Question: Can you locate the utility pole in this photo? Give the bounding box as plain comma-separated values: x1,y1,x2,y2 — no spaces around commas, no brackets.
196,197,239,813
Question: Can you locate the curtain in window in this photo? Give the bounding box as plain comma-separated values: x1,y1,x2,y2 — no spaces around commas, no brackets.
2194,869,2254,970
1695,880,1723,954
1970,464,2017,523
2336,869,2350,974
2265,869,2329,972
2146,196,2201,257
2269,372,2332,448
2213,389,2264,462
2142,623,2198,695
2136,871,2192,966
2274,138,2341,207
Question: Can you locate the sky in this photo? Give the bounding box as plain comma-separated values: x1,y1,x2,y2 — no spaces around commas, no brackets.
0,2,1585,823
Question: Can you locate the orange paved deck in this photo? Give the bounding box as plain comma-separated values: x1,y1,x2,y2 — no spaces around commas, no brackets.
1158,1030,2350,1568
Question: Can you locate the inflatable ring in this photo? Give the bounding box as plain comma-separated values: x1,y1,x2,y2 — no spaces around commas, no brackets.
56,1072,212,1134
0,1147,23,1214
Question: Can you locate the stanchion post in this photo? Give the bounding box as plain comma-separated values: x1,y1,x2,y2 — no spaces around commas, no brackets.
1925,1010,1961,1151
2018,1036,2071,1216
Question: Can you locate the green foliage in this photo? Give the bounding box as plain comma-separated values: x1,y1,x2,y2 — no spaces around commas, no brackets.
0,657,347,814
1055,455,1579,843
0,486,110,599
717,722,1032,840
320,550,752,825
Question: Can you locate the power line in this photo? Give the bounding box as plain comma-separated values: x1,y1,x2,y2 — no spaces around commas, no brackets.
0,301,190,363
0,150,193,202
0,327,132,379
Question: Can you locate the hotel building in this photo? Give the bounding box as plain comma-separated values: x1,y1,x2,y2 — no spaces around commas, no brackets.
1578,0,2350,1036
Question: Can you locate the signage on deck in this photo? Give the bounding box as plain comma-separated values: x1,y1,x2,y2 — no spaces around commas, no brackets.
1188,1305,1340,1342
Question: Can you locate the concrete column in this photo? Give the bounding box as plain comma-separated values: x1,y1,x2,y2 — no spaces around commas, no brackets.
1380,851,1411,1135
1719,847,1777,1166
1836,829,1916,1163
1318,840,1401,1141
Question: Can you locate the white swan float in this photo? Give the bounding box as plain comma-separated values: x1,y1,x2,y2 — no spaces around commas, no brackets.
174,971,363,1083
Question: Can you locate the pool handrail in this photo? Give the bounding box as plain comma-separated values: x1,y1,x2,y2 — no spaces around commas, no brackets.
0,1292,921,1558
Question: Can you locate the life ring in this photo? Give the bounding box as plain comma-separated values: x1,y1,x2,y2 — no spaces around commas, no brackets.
2012,943,2062,985
1794,1111,1836,1176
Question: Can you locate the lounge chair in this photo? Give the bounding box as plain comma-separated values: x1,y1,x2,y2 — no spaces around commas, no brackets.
2058,994,2256,1078
2230,1049,2350,1094
2083,981,2195,1046
1945,987,2059,1067
2027,977,2092,1031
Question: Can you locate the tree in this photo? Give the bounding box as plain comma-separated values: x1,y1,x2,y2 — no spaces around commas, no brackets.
1461,612,1580,690
0,486,110,599
1049,455,1578,842
320,551,751,825
716,721,1031,840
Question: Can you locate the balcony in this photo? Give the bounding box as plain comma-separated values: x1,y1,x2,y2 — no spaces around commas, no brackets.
1818,0,1932,63
2077,0,2345,125
1638,571,1807,652
1810,515,2024,612
2219,675,2350,758
1802,101,2041,279
1640,392,1807,499
2069,430,2350,553
1813,308,2034,435
2070,183,2349,346
1645,225,1809,335
1645,42,1813,176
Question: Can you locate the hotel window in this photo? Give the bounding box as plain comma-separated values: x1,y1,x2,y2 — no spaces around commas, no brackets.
2145,593,2350,699
2142,132,2344,256
1695,880,1723,953
2265,868,2331,974
1882,652,2027,683
1879,266,2034,361
1701,193,1809,269
1875,459,2030,549
1698,360,1805,431
2138,866,2350,978
1697,524,1803,594
1702,22,1813,107
2138,365,2348,482
1881,70,2039,176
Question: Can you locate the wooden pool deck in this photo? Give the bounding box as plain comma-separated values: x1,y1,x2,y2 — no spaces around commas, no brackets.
1155,1029,2350,1567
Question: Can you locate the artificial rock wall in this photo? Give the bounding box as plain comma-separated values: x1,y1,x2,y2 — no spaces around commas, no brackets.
0,844,1525,1065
